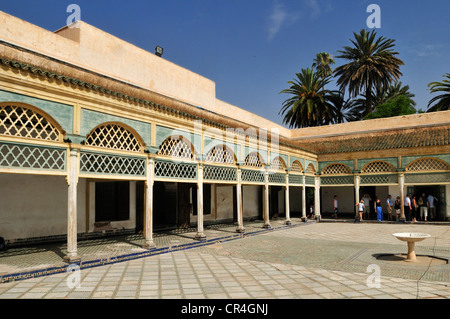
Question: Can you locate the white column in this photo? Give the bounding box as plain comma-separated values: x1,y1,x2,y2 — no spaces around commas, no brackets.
314,175,321,220
263,169,271,228
195,164,206,240
302,175,307,221
236,167,245,233
143,158,155,249
285,173,291,225
65,148,79,262
354,174,360,219
399,172,406,220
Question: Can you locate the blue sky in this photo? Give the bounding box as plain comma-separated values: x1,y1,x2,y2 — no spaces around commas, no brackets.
1,0,449,126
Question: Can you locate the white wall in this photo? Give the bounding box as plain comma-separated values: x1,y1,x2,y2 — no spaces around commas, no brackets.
0,174,86,241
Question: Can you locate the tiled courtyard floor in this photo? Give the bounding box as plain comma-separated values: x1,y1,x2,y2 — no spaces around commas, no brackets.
0,218,449,300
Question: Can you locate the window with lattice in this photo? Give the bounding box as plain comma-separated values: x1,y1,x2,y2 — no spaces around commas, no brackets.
270,157,286,171
406,158,450,172
205,145,235,164
158,136,194,160
361,161,396,173
290,160,303,173
322,163,352,175
0,103,62,141
85,123,143,152
305,163,316,175
244,152,264,167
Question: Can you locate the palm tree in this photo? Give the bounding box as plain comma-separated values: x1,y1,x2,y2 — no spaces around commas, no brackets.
327,92,359,123
334,29,404,116
279,68,336,128
312,52,335,82
427,73,450,112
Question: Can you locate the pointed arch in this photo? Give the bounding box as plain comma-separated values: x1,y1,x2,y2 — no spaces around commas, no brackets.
0,102,65,141
157,135,196,160
85,122,145,152
270,156,287,171
305,163,316,175
205,144,237,164
244,152,265,168
290,160,303,173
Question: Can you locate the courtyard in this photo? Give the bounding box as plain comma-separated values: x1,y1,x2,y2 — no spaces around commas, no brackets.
0,220,448,300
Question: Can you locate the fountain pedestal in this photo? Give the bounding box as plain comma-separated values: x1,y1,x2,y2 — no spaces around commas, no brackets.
392,233,431,262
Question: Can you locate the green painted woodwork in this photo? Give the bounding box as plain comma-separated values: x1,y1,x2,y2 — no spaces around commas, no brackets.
0,89,73,134
80,108,151,147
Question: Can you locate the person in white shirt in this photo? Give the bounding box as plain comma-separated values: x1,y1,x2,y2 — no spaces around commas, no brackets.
332,195,338,219
355,199,364,222
404,194,412,221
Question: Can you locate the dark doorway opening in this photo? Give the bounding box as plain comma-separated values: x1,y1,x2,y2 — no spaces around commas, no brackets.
95,181,130,222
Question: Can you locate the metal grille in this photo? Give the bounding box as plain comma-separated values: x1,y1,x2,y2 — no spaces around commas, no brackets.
0,142,66,171
291,160,303,173
405,172,450,184
157,137,194,160
205,145,235,164
79,152,146,176
289,174,303,185
0,104,61,141
361,161,396,173
322,163,352,175
360,174,398,184
244,152,264,167
321,176,354,185
241,169,265,183
203,165,237,182
269,172,286,184
270,157,286,171
85,123,143,152
406,158,450,172
154,160,197,180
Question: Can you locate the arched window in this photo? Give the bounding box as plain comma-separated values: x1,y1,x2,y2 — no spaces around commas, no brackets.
361,161,396,173
244,152,264,167
85,122,144,152
0,103,64,141
305,163,316,175
158,136,195,160
290,160,303,173
270,156,287,171
406,157,450,171
322,163,352,175
205,145,236,164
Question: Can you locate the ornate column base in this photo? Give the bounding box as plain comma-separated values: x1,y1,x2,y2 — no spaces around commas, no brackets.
194,232,206,241
63,254,81,264
142,240,156,249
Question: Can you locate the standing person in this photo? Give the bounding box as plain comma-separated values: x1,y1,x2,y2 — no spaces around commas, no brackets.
404,194,412,222
363,193,372,220
374,197,383,221
332,195,338,219
386,195,393,221
427,194,437,221
394,196,401,221
355,199,364,222
419,193,428,221
412,195,418,223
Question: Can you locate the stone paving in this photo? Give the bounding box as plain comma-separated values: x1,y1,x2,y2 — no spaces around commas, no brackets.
0,218,449,300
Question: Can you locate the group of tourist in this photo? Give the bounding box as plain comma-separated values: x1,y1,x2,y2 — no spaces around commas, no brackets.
354,193,438,222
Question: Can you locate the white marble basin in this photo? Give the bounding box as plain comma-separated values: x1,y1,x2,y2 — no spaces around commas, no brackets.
392,233,431,242
392,233,431,261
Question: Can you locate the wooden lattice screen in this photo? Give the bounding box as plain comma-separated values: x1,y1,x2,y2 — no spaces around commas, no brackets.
0,104,62,141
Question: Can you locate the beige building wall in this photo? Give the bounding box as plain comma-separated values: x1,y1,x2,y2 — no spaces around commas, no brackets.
0,174,86,241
